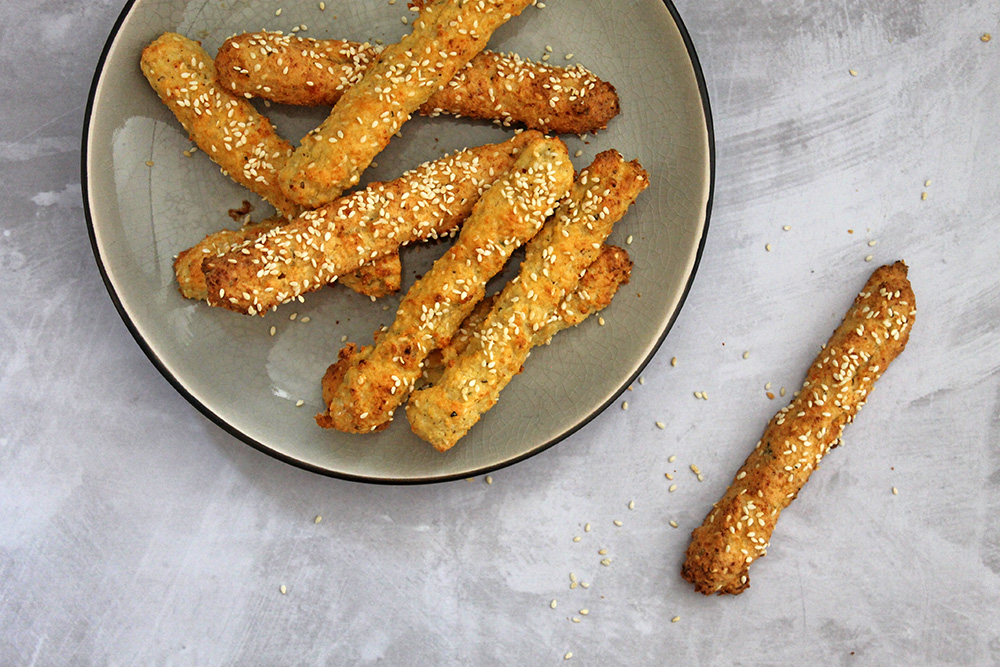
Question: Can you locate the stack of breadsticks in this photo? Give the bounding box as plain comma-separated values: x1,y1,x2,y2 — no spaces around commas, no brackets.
141,0,645,450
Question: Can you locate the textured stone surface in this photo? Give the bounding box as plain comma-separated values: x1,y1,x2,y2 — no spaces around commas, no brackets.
1,0,999,664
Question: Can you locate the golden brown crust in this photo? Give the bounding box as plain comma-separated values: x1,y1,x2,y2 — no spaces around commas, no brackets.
215,31,620,135
406,151,648,451
140,33,301,218
421,244,632,385
174,216,402,301
278,0,535,208
316,135,573,433
681,261,917,595
202,132,541,315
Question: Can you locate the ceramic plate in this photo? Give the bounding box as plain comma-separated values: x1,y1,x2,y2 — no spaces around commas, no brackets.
83,0,713,483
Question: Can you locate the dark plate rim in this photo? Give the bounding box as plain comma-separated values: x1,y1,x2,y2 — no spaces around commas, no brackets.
81,0,714,485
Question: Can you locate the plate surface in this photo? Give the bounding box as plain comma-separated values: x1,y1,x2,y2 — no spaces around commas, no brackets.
83,0,713,483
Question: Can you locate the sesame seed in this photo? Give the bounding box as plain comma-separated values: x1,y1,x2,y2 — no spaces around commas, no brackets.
598,548,608,555
694,391,702,399
669,520,678,528
314,515,322,523
289,312,298,321
669,484,677,492
574,150,583,157
743,350,750,359
765,382,772,390
765,243,772,251
401,16,408,24
601,558,612,566
865,254,874,262
849,69,858,76
551,599,558,609
982,33,992,42
613,519,623,527
655,421,665,429
638,377,645,385
564,653,572,660
783,225,791,231
269,326,276,336
598,316,606,326
319,1,325,8
671,356,678,367
485,475,493,485
621,401,628,410
573,536,581,542
584,523,591,532
868,240,877,247
628,500,635,510
275,8,281,16
892,487,899,495
924,179,932,186
665,473,674,480
626,234,633,244
671,616,681,623
295,399,305,407
300,316,311,323
921,192,928,200
668,455,676,463
691,464,701,475
279,584,287,595
580,609,589,616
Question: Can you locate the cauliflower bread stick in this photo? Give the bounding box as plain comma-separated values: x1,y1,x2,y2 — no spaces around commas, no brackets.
316,134,574,433
682,262,916,595
279,0,535,208
406,150,648,451
141,33,301,218
200,132,541,315
216,31,620,135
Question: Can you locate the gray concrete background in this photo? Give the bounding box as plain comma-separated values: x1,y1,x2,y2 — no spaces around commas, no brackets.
2,0,998,664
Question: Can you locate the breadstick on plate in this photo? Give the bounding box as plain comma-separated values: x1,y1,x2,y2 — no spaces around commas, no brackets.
421,243,633,385
681,261,916,595
202,131,541,315
215,31,620,135
173,216,402,301
316,134,573,433
140,33,301,218
406,150,648,451
279,0,535,208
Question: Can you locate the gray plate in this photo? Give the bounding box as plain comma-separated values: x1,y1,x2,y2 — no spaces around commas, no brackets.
83,0,713,484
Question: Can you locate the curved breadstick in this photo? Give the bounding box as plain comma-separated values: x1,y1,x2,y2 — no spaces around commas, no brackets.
215,31,620,135
279,0,535,208
406,151,648,451
681,261,916,595
316,134,573,433
421,243,632,386
140,33,300,218
201,131,541,315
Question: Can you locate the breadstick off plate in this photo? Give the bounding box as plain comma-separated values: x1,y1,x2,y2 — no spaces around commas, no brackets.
83,0,712,482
